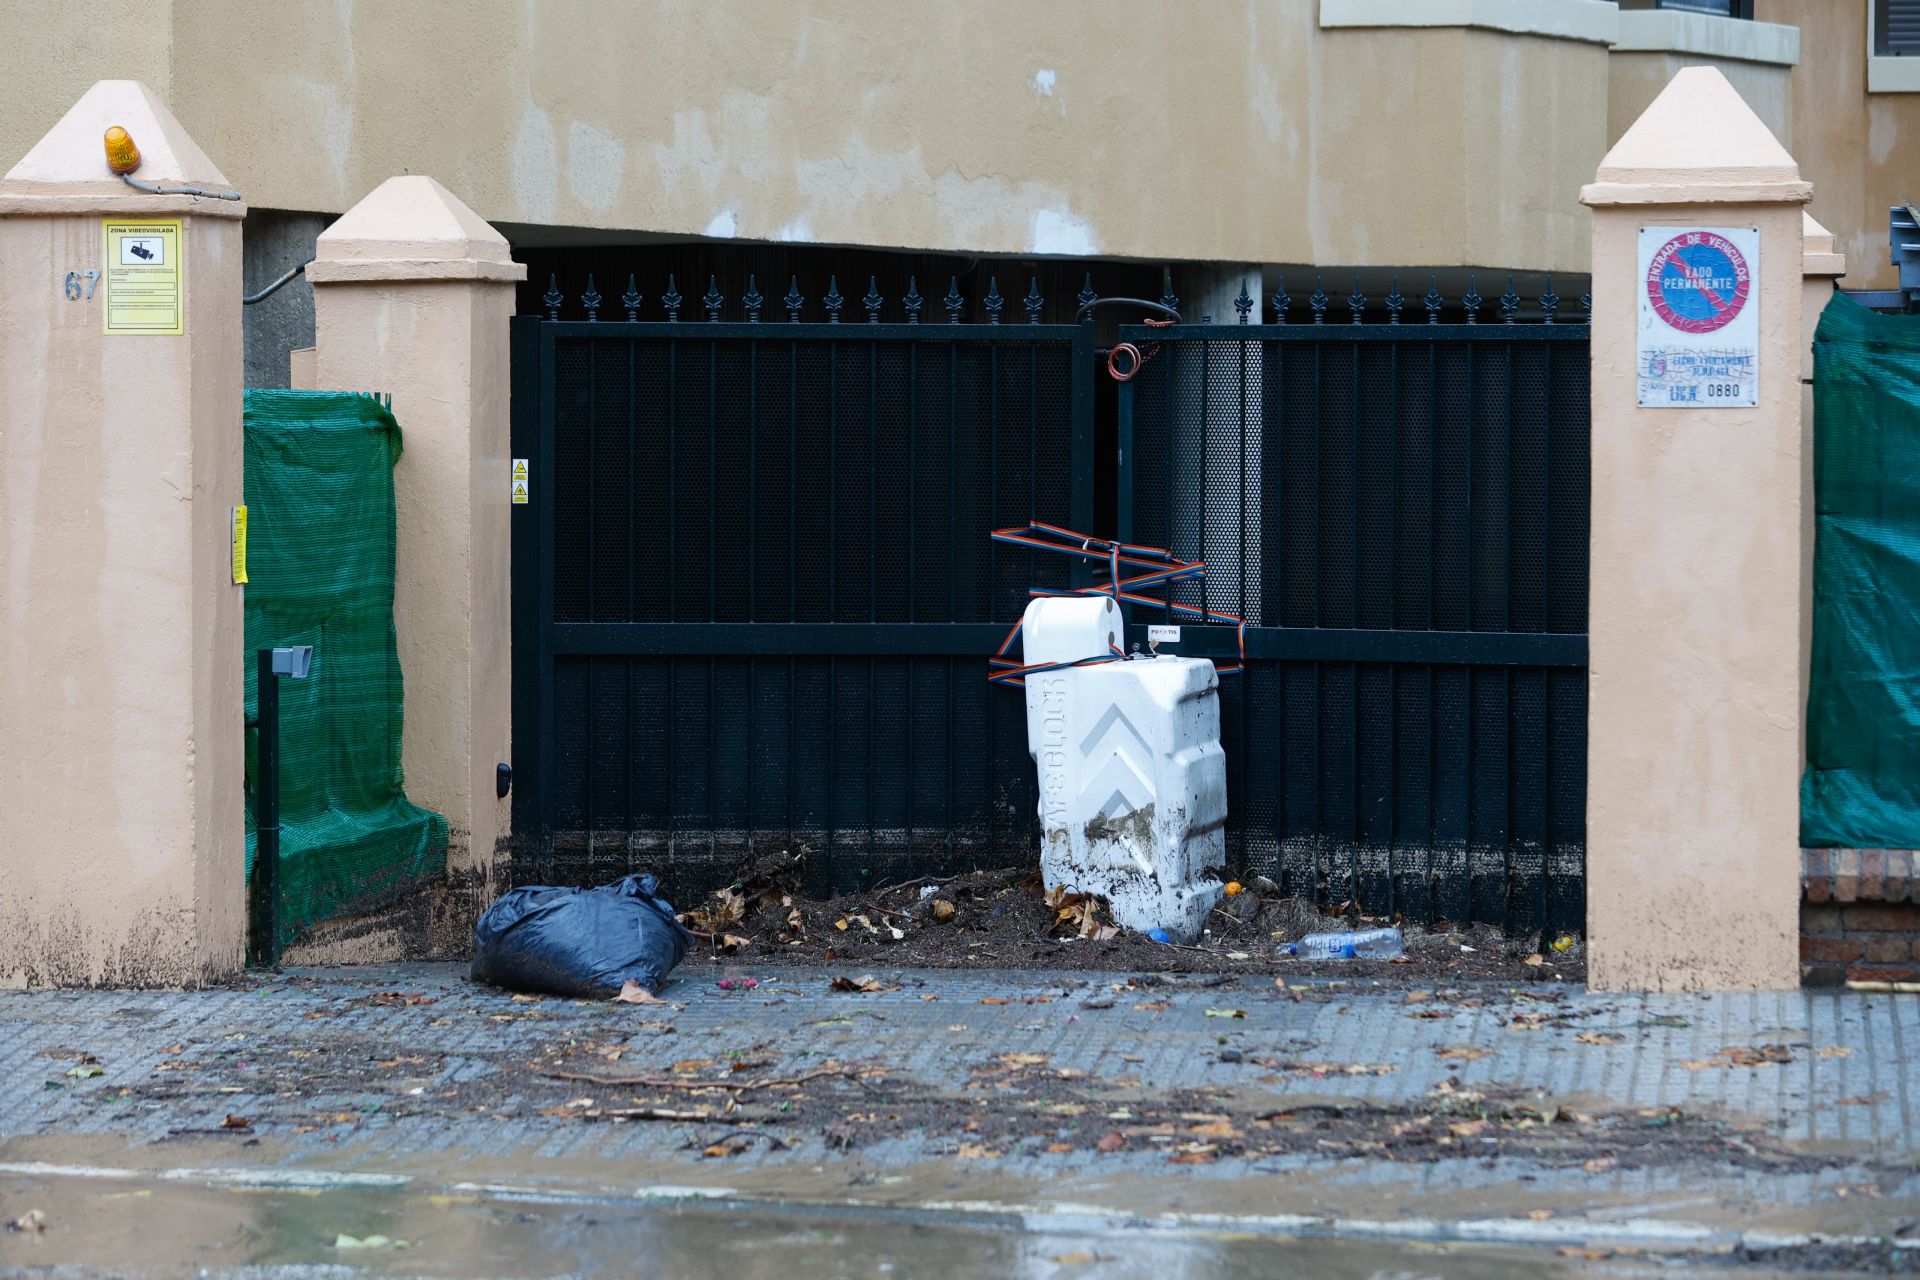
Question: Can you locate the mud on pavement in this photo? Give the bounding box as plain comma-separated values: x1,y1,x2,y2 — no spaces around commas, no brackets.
672,858,1586,984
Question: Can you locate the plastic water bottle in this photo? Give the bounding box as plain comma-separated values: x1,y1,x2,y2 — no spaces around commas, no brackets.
1283,928,1404,960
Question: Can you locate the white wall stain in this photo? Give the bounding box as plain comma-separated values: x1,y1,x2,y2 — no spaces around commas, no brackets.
512,104,558,224
566,121,625,212
1868,101,1898,166
1031,208,1097,256
775,217,814,242
1033,69,1056,96
704,208,739,238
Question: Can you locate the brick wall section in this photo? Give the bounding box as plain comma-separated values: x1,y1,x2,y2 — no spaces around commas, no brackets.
1802,849,1920,986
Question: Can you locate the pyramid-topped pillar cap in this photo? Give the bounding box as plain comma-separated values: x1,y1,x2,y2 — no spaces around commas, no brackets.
1583,66,1810,207
0,80,243,217
309,176,526,284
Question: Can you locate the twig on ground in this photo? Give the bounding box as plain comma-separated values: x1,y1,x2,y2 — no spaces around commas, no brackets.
538,1065,858,1093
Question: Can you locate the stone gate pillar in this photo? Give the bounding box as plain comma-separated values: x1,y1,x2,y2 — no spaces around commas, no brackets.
1582,68,1810,991
306,177,526,905
0,82,247,986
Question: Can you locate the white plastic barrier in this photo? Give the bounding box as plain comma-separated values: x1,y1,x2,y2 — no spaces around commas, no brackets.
1022,597,1227,942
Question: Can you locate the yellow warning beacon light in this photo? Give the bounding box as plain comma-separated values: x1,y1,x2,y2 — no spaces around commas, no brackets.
104,125,141,175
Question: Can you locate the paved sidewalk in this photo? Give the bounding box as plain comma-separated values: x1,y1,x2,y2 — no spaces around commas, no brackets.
2,963,1916,1248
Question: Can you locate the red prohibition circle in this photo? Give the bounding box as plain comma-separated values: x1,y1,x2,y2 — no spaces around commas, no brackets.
1645,232,1750,335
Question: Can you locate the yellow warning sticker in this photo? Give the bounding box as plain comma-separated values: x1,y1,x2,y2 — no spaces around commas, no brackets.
231,505,248,585
102,219,183,335
511,458,529,504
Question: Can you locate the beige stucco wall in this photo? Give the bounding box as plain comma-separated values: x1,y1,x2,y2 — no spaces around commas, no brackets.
1609,53,1792,151
307,178,522,896
1758,0,1919,291
0,0,1609,275
0,82,246,987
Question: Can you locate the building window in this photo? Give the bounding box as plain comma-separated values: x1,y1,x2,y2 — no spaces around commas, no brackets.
1879,0,1920,54
1624,0,1754,16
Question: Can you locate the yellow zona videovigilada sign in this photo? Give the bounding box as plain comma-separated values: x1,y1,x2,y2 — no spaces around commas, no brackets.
102,218,183,335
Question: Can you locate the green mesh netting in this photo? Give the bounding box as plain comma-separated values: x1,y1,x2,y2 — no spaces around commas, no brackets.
1802,294,1920,847
244,389,447,951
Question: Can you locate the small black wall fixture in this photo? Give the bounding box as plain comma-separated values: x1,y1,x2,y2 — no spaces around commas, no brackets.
250,645,313,968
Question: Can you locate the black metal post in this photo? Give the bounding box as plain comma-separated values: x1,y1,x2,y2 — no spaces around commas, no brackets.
251,648,280,968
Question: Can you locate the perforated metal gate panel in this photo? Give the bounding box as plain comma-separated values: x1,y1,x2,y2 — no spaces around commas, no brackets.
1118,324,1589,934
512,318,1093,900
512,296,1589,931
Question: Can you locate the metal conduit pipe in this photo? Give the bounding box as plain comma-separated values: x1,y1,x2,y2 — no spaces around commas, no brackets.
243,259,313,306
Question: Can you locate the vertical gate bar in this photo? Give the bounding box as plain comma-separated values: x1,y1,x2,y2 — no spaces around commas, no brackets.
1384,341,1402,917
1236,333,1250,870
667,338,679,858
946,654,956,868
1504,336,1516,920
1199,338,1211,625
870,339,879,866
710,339,718,621
537,322,559,881
789,339,798,623
627,336,638,858
1072,321,1095,583
829,345,838,619
988,342,1000,855
871,338,879,620
1465,343,1474,627
1461,342,1473,918
907,344,917,865
1427,343,1438,910
709,342,719,861
1350,340,1360,910
944,344,957,856
747,342,758,859
586,340,597,870
787,346,797,877
1164,343,1174,613
828,338,839,876
1541,341,1555,930
1312,342,1324,904
948,343,958,624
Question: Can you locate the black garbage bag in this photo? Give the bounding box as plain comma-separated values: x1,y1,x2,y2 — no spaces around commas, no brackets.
470,874,692,998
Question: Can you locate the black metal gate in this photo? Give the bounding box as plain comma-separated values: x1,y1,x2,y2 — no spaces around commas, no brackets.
1114,282,1589,934
510,280,1092,899
512,271,1588,931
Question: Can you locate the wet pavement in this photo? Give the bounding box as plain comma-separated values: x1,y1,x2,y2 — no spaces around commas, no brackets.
1,963,1916,1275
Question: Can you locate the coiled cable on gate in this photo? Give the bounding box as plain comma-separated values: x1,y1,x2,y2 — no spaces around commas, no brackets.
985,522,1245,686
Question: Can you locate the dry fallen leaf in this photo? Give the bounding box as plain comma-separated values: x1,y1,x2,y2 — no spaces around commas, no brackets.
979,996,1013,1006
830,974,896,993
5,1210,46,1234
701,1141,742,1159
955,1143,996,1159
1447,1120,1490,1138
1528,1209,1556,1221
220,1114,252,1131
1046,1141,1075,1154
1167,1150,1217,1164
930,899,956,921
1582,1156,1617,1173
1435,1045,1489,1061
719,934,753,952
1096,1131,1127,1153
1817,1046,1854,1059
1523,954,1545,966
1574,1032,1625,1046
1051,1251,1099,1265
614,981,665,1005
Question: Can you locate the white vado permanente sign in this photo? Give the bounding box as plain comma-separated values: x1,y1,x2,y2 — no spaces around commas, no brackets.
1636,226,1759,408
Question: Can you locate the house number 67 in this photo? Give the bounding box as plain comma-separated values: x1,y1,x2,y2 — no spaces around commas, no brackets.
64,270,100,300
